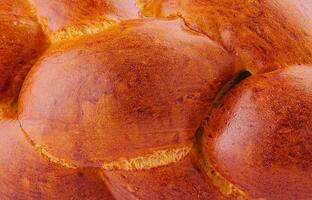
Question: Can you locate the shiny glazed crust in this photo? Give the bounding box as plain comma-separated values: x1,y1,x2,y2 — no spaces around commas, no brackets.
0,120,114,200
202,65,312,200
18,19,238,167
0,0,47,118
0,0,311,200
140,0,312,73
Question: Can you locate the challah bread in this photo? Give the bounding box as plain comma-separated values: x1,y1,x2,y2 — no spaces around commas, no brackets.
0,120,114,200
27,0,140,42
0,0,312,200
101,153,227,200
18,19,240,168
0,0,47,118
139,0,312,74
202,65,312,200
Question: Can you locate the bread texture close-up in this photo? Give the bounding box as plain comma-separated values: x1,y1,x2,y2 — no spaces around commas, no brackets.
0,0,311,200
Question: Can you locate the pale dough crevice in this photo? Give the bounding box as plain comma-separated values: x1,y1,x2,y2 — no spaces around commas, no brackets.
193,127,249,200
18,120,193,171
47,19,118,44
102,145,192,170
23,0,118,44
19,123,78,169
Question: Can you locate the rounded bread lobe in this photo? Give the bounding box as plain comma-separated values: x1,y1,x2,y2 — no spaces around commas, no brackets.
0,0,47,118
141,0,312,73
0,120,114,200
102,153,228,200
202,65,312,200
18,19,239,167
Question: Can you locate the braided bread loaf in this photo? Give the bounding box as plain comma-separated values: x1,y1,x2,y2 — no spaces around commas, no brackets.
0,0,311,199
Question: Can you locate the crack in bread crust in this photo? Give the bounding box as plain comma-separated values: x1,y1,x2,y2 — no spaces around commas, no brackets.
102,145,192,170
193,128,248,200
23,0,139,44
20,116,247,199
199,151,248,200
19,119,192,170
47,19,118,43
19,122,77,169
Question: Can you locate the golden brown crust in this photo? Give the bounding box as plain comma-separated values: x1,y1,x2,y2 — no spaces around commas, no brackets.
18,19,239,167
0,0,47,118
28,0,140,32
202,65,312,200
102,153,228,200
27,0,140,42
269,0,312,37
0,120,114,200
1,1,312,199
141,0,312,73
